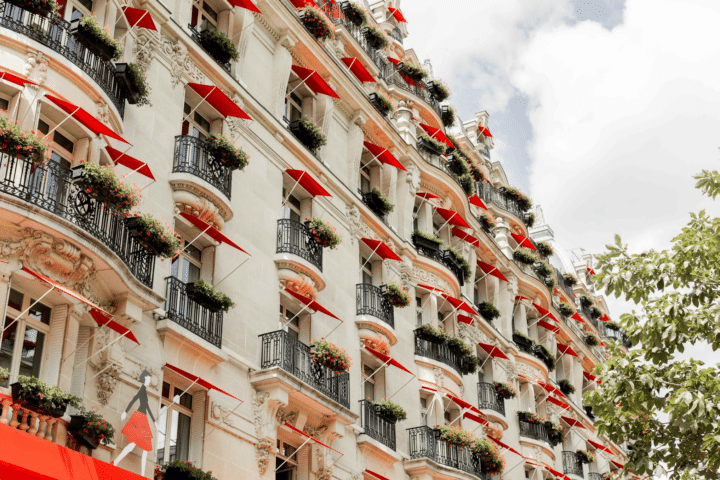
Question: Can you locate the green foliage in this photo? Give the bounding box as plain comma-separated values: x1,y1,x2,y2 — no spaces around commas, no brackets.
564,273,578,285
442,105,456,127
299,6,334,40
13,375,79,415
0,115,49,163
0,367,8,382
412,230,443,245
310,338,351,373
447,154,470,177
74,405,115,445
513,248,538,265
306,217,342,249
398,61,428,80
513,330,535,345
429,79,451,101
534,343,556,370
558,302,575,316
124,63,151,106
536,241,553,256
494,381,517,399
558,379,576,395
417,133,447,155
77,15,123,60
371,399,407,421
384,282,410,307
447,336,473,357
371,91,393,113
157,460,217,480
341,1,366,25
577,450,595,464
606,320,621,331
478,213,497,230
200,25,239,60
437,425,476,447
525,211,536,227
585,332,600,346
446,246,471,280
477,301,500,320
206,134,249,170
76,161,141,212
501,186,532,211
459,174,474,196
367,188,393,213
579,294,594,307
363,25,389,50
535,260,553,277
11,0,58,14
590,305,603,319
128,213,180,258
517,410,544,424
473,438,506,474
415,324,448,342
191,279,234,312
297,118,327,149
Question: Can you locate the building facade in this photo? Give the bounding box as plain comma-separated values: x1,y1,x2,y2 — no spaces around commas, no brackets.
0,0,633,479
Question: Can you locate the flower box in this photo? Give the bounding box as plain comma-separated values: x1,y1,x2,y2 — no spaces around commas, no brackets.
473,438,506,475
362,26,389,50
160,460,215,480
0,116,48,163
517,411,544,424
205,134,249,170
398,61,427,81
368,92,392,116
371,399,406,423
199,27,238,64
11,376,78,418
72,162,140,213
299,6,334,41
447,336,473,356
577,450,595,464
443,247,470,281
441,105,455,127
339,1,365,26
384,283,410,307
68,415,100,450
306,218,342,249
417,134,446,156
499,186,532,211
589,305,602,319
477,301,500,321
512,331,535,351
69,17,123,62
532,344,555,371
513,248,538,265
288,119,327,151
494,381,517,399
5,0,57,16
415,325,446,344
412,232,442,252
437,425,476,447
606,320,621,331
362,188,393,217
460,355,481,375
579,294,594,308
428,80,450,102
310,339,351,373
534,260,553,277
585,332,600,347
546,421,564,444
446,154,469,176
126,215,180,258
114,63,141,105
478,213,497,232
558,379,576,395
536,241,553,257
186,280,233,313
558,302,575,317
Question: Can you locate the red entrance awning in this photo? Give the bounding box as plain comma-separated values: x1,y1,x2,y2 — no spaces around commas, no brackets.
284,423,342,455
416,191,439,200
611,460,624,470
165,363,242,402
0,70,36,87
439,292,477,316
557,343,578,357
228,0,261,12
468,194,488,209
364,346,414,375
452,227,479,247
561,415,586,429
285,169,331,197
538,319,559,333
291,65,339,98
589,439,614,454
477,261,509,283
488,436,523,457
457,314,474,326
547,395,569,410
572,312,585,323
341,57,375,83
121,6,157,30
22,268,111,317
285,288,341,321
478,125,492,138
478,342,509,360
45,95,128,144
106,146,154,180
419,123,455,150
388,7,407,22
361,238,402,261
364,470,391,480
532,303,558,322
511,232,536,250
463,411,489,426
89,309,139,345
435,207,471,229
180,212,250,255
363,141,406,170
187,83,252,119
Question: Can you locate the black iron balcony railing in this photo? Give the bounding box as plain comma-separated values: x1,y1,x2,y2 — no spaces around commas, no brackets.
259,329,350,408
408,426,490,480
0,153,155,287
597,321,631,348
478,382,505,415
359,399,396,450
356,284,394,328
588,473,604,480
164,276,223,348
563,451,584,477
582,306,600,331
518,418,552,447
283,116,320,158
379,64,442,119
188,24,231,73
358,189,389,222
276,219,323,271
389,25,403,45
172,135,232,199
414,332,462,374
554,266,575,300
477,183,529,224
0,2,125,116
411,238,466,287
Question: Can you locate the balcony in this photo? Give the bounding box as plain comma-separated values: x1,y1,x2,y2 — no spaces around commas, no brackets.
356,284,394,328
388,25,403,45
188,24,231,74
0,2,125,116
359,399,396,450
0,153,155,287
518,418,552,447
408,426,490,480
414,332,462,374
563,451,584,478
358,189,389,222
411,237,466,287
477,183,530,225
598,322,631,348
259,329,350,408
588,473,604,480
379,63,442,119
163,276,223,348
172,135,232,199
477,382,505,416
276,219,323,271
554,266,576,300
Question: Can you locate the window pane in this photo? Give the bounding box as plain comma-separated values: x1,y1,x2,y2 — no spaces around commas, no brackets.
162,381,171,399
28,302,51,325
53,131,74,153
168,409,191,461
8,289,23,311
187,263,201,284
76,0,93,12
18,327,44,378
37,119,49,135
156,408,168,463
186,243,202,262
0,98,8,110
173,387,193,409
171,257,179,279
364,381,375,401
0,316,17,383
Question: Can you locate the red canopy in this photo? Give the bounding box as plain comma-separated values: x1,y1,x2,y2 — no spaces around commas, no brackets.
545,465,572,480
285,288,341,321
587,267,596,275
187,83,252,119
363,141,406,170
611,461,624,470
538,380,565,398
477,261,509,283
291,65,339,98
364,470,391,480
364,346,414,375
361,238,402,261
439,292,477,316
589,439,614,455
419,123,454,150
538,319,559,333
452,227,479,247
457,314,474,326
435,207,471,229
0,70,36,87
488,436,523,457
532,303,558,322
511,233,536,250
180,212,249,255
106,146,154,180
547,395,569,410
285,169,331,197
416,192,439,200
468,194,488,209
583,371,597,381
165,364,242,402
561,415,586,429
515,295,531,301
416,283,445,293
289,0,313,6
89,309,139,345
447,393,484,416
45,95,128,144
463,411,489,426
284,423,342,455
478,342,509,360
388,7,407,22
478,125,492,138
572,312,585,323
228,0,261,12
121,6,157,30
341,57,375,83
600,314,610,322
557,343,579,357
22,267,112,317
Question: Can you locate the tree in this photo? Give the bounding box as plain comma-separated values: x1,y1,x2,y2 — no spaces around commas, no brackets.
585,169,720,480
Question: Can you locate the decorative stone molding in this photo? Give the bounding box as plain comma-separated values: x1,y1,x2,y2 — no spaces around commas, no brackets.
92,361,120,405
256,439,274,475
211,401,239,430
172,185,230,227
133,32,156,74
411,267,451,294
24,50,47,85
405,163,420,195
96,102,110,124
516,361,543,380
159,34,206,87
433,367,444,389
345,203,378,244
304,423,328,438
276,408,298,426
277,265,320,298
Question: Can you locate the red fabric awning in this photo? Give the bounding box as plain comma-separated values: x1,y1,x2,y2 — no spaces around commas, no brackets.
557,343,579,357
435,207,471,228
463,411,489,426
452,227,479,247
388,7,407,22
515,295,531,301
538,380,565,398
478,342,509,360
419,123,455,150
511,232,536,250
587,267,596,275
478,125,492,138
342,57,375,83
416,283,445,294
45,95,128,144
457,314,474,326
561,415,586,429
285,169,331,197
583,371,597,381
285,288,341,321
611,460,625,470
532,303,558,322
488,436,523,457
228,0,261,12
187,83,252,119
572,312,585,323
22,268,112,317
106,146,154,180
439,292,477,316
600,314,610,322
89,309,139,345
180,212,249,255
589,439,614,454
121,6,157,30
538,319,559,333
421,385,438,393
0,70,36,87
477,261,509,282
284,423,342,455
547,395,570,410
468,194,488,209
291,65,340,98
447,393,484,416
361,238,402,261
364,346,414,375
289,0,313,6
165,364,241,402
416,192,439,200
545,465,572,480
363,141,406,170
364,470,391,480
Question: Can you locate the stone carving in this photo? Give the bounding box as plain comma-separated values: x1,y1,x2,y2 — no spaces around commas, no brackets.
132,32,155,74
173,189,228,227
405,163,420,194
160,34,205,87
96,102,110,124
317,467,333,480
507,273,519,295
211,401,238,429
433,367,444,389
93,362,120,405
411,267,451,294
24,51,47,85
344,203,378,244
252,391,271,439
256,439,274,474
277,264,322,297
276,408,298,426
516,361,543,380
304,423,328,438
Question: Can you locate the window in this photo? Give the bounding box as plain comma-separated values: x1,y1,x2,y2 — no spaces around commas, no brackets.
411,204,419,232
182,103,211,140
420,395,429,425
0,97,9,111
284,71,315,124
38,118,75,155
68,0,92,21
281,188,302,222
285,91,303,123
415,296,423,326
191,0,219,28
360,163,371,193
171,238,202,284
361,256,373,285
444,409,451,425
279,304,299,340
156,380,194,463
276,439,298,480
363,364,375,401
0,288,52,385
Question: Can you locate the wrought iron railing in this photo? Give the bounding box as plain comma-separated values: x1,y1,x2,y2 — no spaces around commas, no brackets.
276,219,323,271
554,266,575,300
173,135,232,199
283,116,320,158
380,64,442,119
563,451,584,477
582,306,600,331
518,418,552,447
598,322,631,348
588,472,604,480
164,276,223,348
0,2,125,116
188,24,231,73
259,329,350,408
414,332,462,374
0,154,154,286
389,25,403,45
408,426,490,480
478,382,505,415
359,399,396,450
356,284,394,328
477,183,529,223
358,189,389,222
412,238,466,287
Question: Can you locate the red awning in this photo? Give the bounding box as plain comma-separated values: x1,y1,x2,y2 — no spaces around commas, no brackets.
489,436,523,457
439,292,477,316
291,65,340,98
419,123,455,150
435,207,471,229
478,125,493,138
285,288,341,321
600,314,610,322
361,238,402,261
363,141,406,170
284,422,342,455
515,295,531,301
463,411,489,426
477,261,509,283
89,309,139,345
285,169,331,197
557,343,578,357
538,319,559,333
187,83,252,119
105,146,154,180
180,212,250,255
165,364,242,402
364,470,391,480
611,461,624,470
364,346,414,375
416,283,445,294
0,70,36,87
538,380,565,398
388,7,407,22
478,342,509,360
468,194,488,209
532,303,558,322
583,371,597,381
341,57,375,83
121,6,157,30
511,232,536,250
421,385,438,393
22,268,112,317
228,0,261,12
589,439,614,454
447,393,484,416
289,0,313,6
571,312,585,323
416,192,439,200
545,465,572,480
587,267,596,275
561,415,586,429
457,314,474,326
452,227,479,247
45,95,128,144
547,395,570,410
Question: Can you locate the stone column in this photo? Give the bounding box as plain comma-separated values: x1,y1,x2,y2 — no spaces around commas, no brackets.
0,262,12,328
495,218,513,258
382,163,398,229
16,87,40,131
251,390,289,480
514,302,528,336
394,104,414,144
399,163,419,240
428,294,438,327
270,35,295,121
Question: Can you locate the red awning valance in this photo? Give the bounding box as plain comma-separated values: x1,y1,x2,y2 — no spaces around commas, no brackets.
165,364,242,402
364,346,413,375
419,123,455,150
363,141,406,170
452,227,479,247
515,295,530,301
388,7,407,22
457,314,474,326
488,436,523,457
532,303,558,322
572,312,585,323
478,125,492,138
477,261,509,283
600,314,610,322
291,65,340,98
468,194,488,209
416,283,445,293
511,232,536,250
45,95,128,144
106,146,154,180
364,470,391,480
545,465,572,480
463,411,489,426
180,212,250,255
611,460,624,470
547,395,569,410
583,371,597,381
121,6,157,29
361,238,402,261
228,0,261,12
478,342,509,360
538,319,559,333
561,415,586,429
416,191,439,200
435,207,471,229
285,288,341,321
285,169,331,197
538,380,565,398
589,439,614,454
557,343,579,357
342,57,375,83
89,309,139,345
447,393,484,416
0,70,36,87
587,267,596,275
187,83,252,119
439,292,476,316
22,268,111,317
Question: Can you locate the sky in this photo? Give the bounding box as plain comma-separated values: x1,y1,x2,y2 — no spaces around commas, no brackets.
402,0,720,345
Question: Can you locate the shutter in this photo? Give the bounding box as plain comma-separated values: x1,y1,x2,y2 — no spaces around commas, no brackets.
182,120,190,136
44,304,69,386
